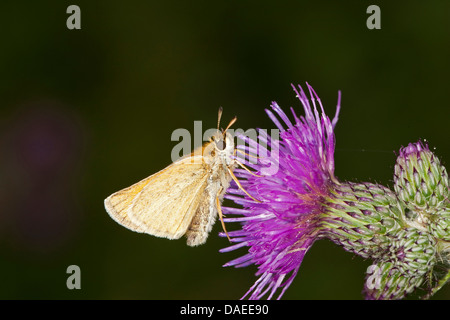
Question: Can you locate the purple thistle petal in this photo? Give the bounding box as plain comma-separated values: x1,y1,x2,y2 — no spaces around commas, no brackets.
219,241,250,254
332,91,341,129
265,109,285,132
271,102,294,130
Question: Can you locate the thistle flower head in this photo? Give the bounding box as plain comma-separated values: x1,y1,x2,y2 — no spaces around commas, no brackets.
220,83,341,299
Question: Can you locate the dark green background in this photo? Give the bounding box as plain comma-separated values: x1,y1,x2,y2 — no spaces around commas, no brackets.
0,1,449,299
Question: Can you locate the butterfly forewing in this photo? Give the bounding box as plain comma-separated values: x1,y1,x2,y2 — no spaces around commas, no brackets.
104,177,153,233
129,157,209,239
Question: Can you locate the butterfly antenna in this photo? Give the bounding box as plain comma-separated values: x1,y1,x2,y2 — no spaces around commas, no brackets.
223,116,237,136
217,107,223,131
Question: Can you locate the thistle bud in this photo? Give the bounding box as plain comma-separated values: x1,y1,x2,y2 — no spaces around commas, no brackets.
394,141,449,212
363,228,436,300
394,141,450,241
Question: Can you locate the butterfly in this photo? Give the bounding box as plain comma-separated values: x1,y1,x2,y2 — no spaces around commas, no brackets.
104,108,258,246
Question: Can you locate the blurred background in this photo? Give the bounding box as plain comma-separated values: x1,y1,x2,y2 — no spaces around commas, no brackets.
0,1,449,299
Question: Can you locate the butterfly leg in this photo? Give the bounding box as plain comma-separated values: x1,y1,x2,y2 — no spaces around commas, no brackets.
235,147,261,160
233,148,262,178
216,187,231,242
227,167,261,203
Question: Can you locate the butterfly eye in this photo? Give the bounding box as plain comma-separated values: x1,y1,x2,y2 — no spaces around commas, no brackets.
216,138,226,151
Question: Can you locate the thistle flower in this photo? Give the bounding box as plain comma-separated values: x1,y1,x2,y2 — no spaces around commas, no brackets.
220,83,341,299
220,84,450,300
